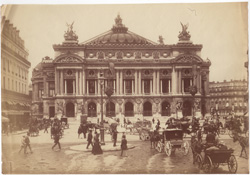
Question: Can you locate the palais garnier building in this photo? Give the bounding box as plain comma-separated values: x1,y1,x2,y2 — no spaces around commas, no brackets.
31,15,211,121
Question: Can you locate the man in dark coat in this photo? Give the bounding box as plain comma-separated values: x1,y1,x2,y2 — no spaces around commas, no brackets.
24,132,33,154
121,135,128,156
113,130,118,147
52,133,61,150
86,130,93,149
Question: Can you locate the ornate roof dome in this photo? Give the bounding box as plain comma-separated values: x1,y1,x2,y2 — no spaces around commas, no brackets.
83,15,156,45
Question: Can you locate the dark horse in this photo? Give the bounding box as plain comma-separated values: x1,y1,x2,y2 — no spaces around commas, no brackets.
233,133,249,158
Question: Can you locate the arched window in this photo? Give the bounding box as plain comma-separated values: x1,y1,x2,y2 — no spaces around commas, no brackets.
162,101,171,116
125,102,134,117
106,101,115,117
66,102,75,117
182,100,192,117
88,102,97,117
143,101,152,116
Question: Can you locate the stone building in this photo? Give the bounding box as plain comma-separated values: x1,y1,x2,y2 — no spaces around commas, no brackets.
31,15,211,121
1,17,31,127
209,79,248,116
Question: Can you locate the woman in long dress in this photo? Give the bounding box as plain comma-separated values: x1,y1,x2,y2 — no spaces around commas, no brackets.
92,132,103,155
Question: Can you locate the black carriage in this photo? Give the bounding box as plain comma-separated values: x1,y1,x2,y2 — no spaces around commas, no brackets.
194,148,237,173
61,117,69,129
156,129,189,156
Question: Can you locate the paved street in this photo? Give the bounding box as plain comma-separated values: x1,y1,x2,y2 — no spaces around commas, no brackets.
2,120,249,174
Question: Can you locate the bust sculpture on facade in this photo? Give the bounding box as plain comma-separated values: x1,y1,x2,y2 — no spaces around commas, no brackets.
158,35,164,45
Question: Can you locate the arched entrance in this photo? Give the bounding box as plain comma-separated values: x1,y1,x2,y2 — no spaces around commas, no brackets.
88,102,97,117
66,102,75,117
106,101,115,117
143,101,152,116
162,101,171,116
182,100,192,117
125,102,134,117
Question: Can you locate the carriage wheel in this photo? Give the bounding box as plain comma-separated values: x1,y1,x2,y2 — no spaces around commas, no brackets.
213,163,220,169
164,141,172,156
182,141,189,155
156,141,163,153
228,130,234,138
194,154,203,169
203,155,212,173
228,155,237,173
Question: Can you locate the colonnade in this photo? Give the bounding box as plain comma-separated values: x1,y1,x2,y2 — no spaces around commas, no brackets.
52,68,204,96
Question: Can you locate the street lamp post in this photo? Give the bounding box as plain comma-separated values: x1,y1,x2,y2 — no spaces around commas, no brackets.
189,85,198,118
99,70,105,145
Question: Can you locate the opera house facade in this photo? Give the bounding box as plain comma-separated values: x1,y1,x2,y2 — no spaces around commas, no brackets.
31,15,211,121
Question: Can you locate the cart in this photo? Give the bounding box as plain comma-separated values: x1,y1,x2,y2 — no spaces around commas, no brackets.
156,128,189,156
61,117,69,129
194,148,237,173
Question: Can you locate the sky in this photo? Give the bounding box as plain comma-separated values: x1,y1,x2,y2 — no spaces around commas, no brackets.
2,2,248,83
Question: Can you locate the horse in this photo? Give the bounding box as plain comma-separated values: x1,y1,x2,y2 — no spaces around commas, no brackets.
233,133,249,158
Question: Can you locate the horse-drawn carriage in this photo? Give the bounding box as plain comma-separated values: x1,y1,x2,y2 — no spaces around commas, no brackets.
156,128,189,156
134,120,152,140
194,146,237,173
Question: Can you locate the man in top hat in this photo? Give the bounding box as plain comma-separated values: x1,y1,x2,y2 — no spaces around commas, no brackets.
86,129,93,149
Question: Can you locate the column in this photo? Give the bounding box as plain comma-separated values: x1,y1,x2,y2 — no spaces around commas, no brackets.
168,79,171,93
138,70,141,94
116,71,119,95
120,70,123,94
60,70,63,95
80,71,82,95
171,67,176,94
179,70,182,93
76,70,79,95
82,70,85,95
150,80,152,94
205,71,209,95
113,80,116,94
197,70,200,93
87,80,89,94
123,80,125,94
132,80,134,94
135,71,138,94
182,79,184,93
142,80,144,94
98,79,101,95
43,77,47,97
95,80,97,95
160,80,162,94
157,70,160,94
65,80,67,94
73,80,75,94
190,79,192,86
55,69,58,95
153,71,156,94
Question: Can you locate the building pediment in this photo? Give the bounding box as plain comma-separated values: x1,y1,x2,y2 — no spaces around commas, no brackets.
173,54,203,63
53,53,84,63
